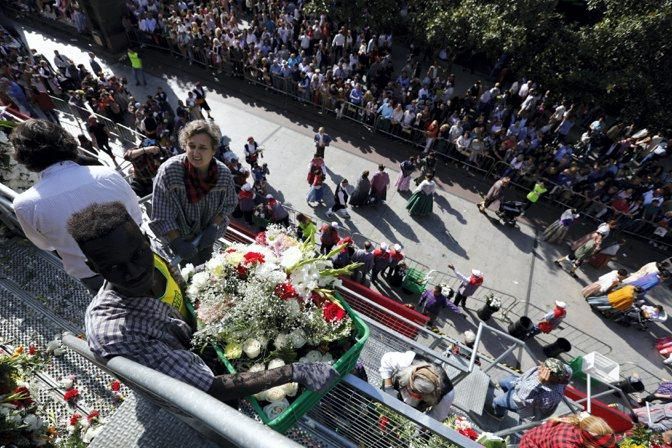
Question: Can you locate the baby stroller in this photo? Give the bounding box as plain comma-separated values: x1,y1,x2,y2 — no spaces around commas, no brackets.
613,303,668,330
496,200,526,227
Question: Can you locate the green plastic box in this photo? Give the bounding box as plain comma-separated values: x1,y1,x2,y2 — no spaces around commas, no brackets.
214,291,369,433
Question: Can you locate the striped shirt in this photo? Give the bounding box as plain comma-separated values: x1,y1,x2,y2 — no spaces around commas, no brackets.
85,285,214,391
149,154,237,240
513,367,566,419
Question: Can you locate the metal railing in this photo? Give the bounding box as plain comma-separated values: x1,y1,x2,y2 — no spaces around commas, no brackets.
61,333,303,448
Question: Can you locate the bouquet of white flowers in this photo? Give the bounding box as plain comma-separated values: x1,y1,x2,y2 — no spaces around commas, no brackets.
185,225,368,431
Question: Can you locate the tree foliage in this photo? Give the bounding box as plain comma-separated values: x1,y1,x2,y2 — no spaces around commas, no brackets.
408,0,672,129
303,0,400,31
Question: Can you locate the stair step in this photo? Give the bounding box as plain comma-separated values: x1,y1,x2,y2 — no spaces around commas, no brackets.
453,368,490,414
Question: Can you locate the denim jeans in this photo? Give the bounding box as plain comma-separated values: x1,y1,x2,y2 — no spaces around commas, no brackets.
492,375,520,417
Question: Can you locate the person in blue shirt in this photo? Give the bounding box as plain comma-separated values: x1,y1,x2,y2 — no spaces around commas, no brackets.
377,100,394,119
349,84,363,106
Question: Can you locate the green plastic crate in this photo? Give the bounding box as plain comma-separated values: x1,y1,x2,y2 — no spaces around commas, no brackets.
402,267,428,295
214,291,369,433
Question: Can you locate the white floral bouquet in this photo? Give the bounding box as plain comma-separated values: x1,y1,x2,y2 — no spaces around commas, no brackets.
484,293,502,311
185,225,363,409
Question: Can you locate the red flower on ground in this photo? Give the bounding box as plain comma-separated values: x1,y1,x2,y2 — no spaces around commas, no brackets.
110,380,121,392
28,344,37,355
243,252,266,265
274,282,298,300
322,302,346,323
87,410,100,422
11,386,33,407
378,415,390,431
63,388,80,402
255,232,267,245
69,413,82,426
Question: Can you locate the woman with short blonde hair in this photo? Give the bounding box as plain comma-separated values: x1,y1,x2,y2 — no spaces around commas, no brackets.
519,413,615,448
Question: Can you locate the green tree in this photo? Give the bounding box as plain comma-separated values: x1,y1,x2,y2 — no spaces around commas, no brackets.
303,0,400,31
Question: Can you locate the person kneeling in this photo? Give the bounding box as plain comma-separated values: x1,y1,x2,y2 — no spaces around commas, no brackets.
67,201,338,403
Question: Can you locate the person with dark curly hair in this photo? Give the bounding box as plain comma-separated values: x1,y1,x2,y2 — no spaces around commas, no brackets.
11,119,141,294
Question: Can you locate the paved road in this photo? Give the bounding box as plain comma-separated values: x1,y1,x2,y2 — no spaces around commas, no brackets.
14,21,672,390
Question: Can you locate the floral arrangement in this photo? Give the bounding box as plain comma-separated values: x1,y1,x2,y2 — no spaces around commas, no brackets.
0,121,38,193
0,345,57,447
484,293,502,310
617,425,668,448
185,225,360,407
444,415,479,440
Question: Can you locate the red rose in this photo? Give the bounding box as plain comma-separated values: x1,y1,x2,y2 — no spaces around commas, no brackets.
458,428,479,440
255,232,267,245
274,282,298,300
28,344,37,355
69,413,82,426
87,410,100,422
110,380,121,392
243,252,266,265
63,388,80,402
11,386,32,407
322,302,346,323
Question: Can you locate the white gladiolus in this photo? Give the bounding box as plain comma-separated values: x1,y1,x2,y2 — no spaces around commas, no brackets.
264,386,286,402
304,350,322,363
243,339,262,358
268,359,286,370
280,246,303,269
282,382,299,397
289,328,307,349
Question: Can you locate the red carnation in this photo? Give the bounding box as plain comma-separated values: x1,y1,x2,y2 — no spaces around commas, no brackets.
69,413,82,426
255,232,267,245
378,415,390,431
274,282,298,300
110,380,121,392
310,291,326,306
322,302,346,323
236,264,249,279
87,410,100,422
63,388,80,402
458,428,479,440
243,252,266,265
28,344,37,355
11,386,32,407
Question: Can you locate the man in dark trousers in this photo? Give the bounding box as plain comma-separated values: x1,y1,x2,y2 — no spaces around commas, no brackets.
478,176,510,212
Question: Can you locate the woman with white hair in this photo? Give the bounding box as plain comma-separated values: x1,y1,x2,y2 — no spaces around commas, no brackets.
448,263,484,309
379,351,455,421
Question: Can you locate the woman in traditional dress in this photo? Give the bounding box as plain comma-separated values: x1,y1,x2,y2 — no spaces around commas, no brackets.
395,156,417,193
554,231,603,278
540,209,579,243
306,172,326,206
349,170,371,207
406,174,436,217
581,268,628,298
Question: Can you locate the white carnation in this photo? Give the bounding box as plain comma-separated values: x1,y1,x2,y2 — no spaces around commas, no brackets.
180,263,195,281
268,358,286,370
190,271,210,291
289,328,307,349
243,339,261,358
282,382,299,397
274,333,290,350
280,246,303,269
59,377,74,389
304,350,322,363
264,385,286,402
249,363,266,372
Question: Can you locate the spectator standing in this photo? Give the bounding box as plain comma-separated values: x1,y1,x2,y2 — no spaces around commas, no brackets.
11,119,142,294
86,115,113,159
417,285,460,326
351,241,374,284
448,264,484,309
127,47,147,86
385,244,405,278
296,213,317,244
88,52,102,76
371,242,390,283
265,194,290,226
123,142,171,197
236,183,256,225
318,222,340,254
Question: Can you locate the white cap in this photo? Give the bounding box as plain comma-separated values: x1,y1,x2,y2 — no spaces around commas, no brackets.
380,242,388,250
393,244,402,251
471,269,483,277
265,194,274,199
331,222,339,228
241,183,253,191
555,300,567,309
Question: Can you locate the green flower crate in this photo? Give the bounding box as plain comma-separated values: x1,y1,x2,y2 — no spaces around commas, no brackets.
402,267,428,295
213,291,369,434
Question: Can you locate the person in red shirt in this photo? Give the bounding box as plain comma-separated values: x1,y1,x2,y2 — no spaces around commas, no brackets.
519,414,615,448
319,222,340,255
371,242,390,283
385,244,405,278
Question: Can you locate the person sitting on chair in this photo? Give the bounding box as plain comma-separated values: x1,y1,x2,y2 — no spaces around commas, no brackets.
67,201,338,403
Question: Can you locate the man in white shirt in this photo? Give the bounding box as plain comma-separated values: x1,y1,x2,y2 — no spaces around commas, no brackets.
11,119,142,294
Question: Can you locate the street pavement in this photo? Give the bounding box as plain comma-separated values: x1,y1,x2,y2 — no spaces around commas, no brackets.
14,21,672,391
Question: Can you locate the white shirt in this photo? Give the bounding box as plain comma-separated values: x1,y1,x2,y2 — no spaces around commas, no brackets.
13,162,142,279
414,179,436,195
379,351,455,422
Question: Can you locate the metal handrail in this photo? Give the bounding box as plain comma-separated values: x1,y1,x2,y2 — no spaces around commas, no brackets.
61,333,303,448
